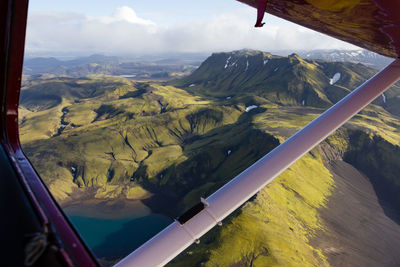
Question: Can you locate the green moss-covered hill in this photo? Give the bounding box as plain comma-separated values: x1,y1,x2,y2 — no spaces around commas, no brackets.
173,49,400,114
19,51,400,266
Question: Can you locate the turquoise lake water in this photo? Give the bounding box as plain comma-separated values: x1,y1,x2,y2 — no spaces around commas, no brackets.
68,213,172,259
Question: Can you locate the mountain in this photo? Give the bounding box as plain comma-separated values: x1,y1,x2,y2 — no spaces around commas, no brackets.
23,54,120,75
298,49,393,70
270,49,393,70
19,51,400,266
23,57,63,70
23,54,200,79
173,49,400,114
300,49,393,70
174,50,374,108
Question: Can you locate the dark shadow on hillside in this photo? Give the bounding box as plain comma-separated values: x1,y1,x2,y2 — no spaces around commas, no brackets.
344,130,400,224
139,109,280,218
92,104,124,122
20,90,62,111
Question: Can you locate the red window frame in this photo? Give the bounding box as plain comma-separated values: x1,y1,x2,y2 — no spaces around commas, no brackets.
0,0,97,265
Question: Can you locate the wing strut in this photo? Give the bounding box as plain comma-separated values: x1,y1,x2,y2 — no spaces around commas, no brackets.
116,59,400,267
255,0,268,27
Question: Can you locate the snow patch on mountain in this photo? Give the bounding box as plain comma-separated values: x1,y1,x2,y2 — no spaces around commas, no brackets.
245,105,258,112
329,73,341,85
224,56,232,69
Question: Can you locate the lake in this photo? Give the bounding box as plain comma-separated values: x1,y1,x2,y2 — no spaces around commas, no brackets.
64,200,173,260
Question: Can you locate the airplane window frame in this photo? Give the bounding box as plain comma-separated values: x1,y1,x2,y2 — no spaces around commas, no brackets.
0,0,97,266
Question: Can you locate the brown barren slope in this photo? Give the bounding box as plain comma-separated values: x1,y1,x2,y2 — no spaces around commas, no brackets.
313,160,400,267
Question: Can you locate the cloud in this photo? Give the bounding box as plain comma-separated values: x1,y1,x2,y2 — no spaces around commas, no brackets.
95,6,155,26
25,6,358,56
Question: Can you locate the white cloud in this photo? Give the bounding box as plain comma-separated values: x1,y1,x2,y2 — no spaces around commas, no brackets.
95,6,155,26
25,6,358,56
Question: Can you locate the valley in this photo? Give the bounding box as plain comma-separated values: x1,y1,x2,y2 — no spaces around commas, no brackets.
19,50,400,266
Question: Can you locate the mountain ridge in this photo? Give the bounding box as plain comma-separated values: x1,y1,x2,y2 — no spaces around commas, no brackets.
173,49,400,113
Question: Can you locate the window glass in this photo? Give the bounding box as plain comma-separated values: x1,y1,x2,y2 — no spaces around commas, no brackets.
20,0,400,266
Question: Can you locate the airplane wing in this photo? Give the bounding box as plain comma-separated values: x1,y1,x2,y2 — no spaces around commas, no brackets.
238,0,400,58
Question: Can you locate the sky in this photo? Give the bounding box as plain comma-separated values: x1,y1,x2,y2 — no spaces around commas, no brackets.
26,0,359,57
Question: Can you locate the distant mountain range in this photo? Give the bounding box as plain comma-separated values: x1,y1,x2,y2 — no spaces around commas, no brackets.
296,49,393,70
23,49,393,80
23,54,201,79
264,49,392,70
